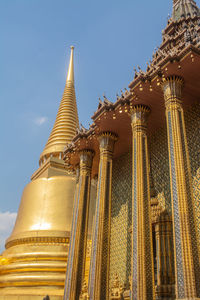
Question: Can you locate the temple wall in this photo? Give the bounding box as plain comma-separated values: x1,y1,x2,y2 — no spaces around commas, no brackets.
150,102,200,240
110,151,132,287
149,123,171,212
185,103,200,248
110,102,200,288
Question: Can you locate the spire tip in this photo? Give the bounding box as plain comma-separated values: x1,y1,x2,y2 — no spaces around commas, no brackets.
66,46,75,83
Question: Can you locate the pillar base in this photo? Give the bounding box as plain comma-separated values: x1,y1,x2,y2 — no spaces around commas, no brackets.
123,289,131,300
155,284,175,299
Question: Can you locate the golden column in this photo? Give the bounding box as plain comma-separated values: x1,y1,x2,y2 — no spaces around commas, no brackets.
64,150,94,300
88,132,117,300
162,76,200,299
130,105,155,300
154,211,174,299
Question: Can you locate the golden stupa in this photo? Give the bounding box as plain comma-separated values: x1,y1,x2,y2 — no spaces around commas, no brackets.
0,46,79,300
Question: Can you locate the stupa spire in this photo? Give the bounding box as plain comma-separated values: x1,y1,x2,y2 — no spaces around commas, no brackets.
172,0,200,21
40,46,79,163
67,46,75,82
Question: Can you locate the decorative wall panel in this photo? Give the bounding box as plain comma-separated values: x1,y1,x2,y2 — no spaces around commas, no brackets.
185,103,200,251
109,103,200,292
149,125,171,213
110,151,132,287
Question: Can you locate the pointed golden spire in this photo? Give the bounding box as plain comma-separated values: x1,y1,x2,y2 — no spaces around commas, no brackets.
40,46,79,163
67,46,74,82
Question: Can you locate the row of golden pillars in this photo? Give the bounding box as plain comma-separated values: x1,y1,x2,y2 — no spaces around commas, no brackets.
63,75,200,300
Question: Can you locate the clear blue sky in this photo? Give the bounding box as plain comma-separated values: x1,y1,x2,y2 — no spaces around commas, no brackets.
0,0,182,216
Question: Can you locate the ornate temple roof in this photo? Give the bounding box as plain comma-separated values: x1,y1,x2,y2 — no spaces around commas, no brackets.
173,0,200,21
40,46,79,163
63,1,200,177
128,0,200,87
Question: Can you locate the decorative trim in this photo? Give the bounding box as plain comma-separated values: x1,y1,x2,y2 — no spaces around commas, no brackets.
6,236,70,249
0,281,65,288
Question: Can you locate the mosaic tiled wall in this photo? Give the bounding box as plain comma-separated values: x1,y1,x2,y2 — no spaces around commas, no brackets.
110,151,132,287
109,102,200,288
150,103,200,241
149,124,171,213
149,103,200,216
185,103,200,249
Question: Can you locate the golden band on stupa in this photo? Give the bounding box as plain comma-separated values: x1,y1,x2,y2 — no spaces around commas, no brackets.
1,0,200,300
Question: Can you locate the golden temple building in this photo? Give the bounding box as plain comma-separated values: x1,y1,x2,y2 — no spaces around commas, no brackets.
1,0,200,300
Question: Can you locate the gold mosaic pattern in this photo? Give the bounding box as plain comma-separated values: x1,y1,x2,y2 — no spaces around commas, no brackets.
185,103,200,251
193,167,200,250
150,126,171,213
110,151,132,287
149,103,200,216
109,103,200,292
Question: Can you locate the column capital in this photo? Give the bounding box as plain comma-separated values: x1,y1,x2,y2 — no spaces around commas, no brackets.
98,132,118,157
74,164,80,183
130,104,150,133
79,149,94,175
161,75,184,108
